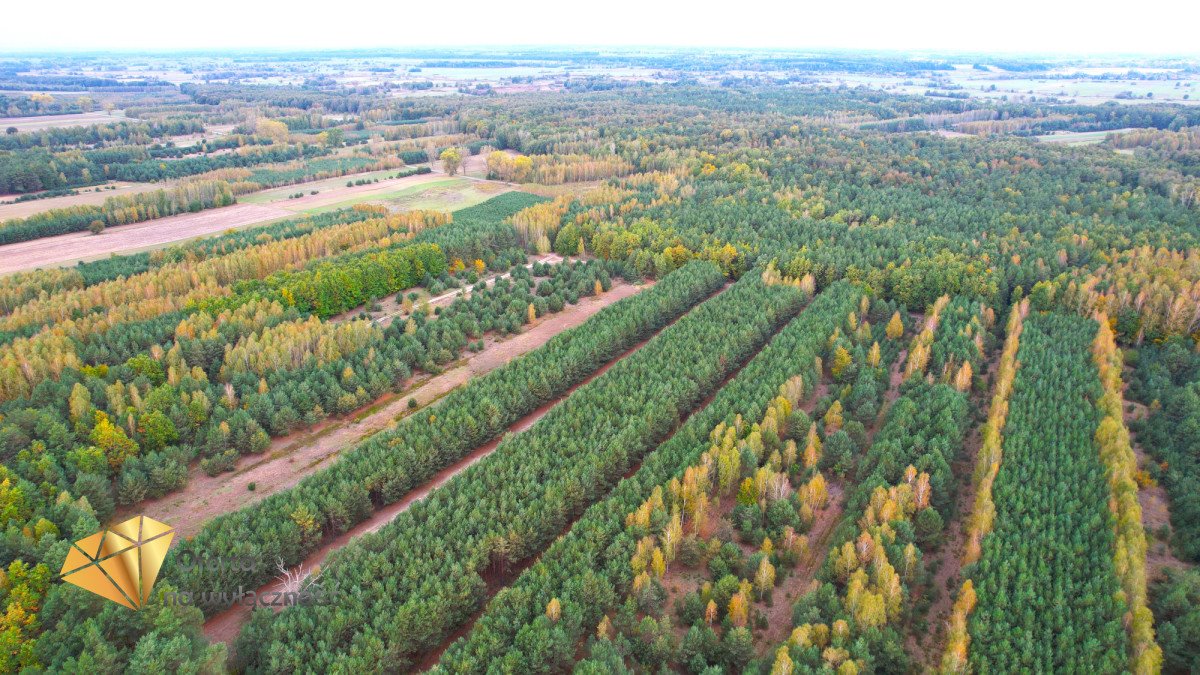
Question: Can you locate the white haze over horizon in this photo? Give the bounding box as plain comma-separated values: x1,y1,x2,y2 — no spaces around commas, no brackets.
2,0,1198,56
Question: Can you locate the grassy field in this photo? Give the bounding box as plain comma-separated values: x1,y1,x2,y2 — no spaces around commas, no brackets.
238,168,407,204
301,177,510,215
1035,129,1130,145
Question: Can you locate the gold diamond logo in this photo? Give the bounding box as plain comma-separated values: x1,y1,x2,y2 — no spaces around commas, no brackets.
59,515,174,609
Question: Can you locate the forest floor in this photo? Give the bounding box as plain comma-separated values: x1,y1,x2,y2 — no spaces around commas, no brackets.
327,253,564,328
202,281,707,649
130,280,649,537
906,347,1000,668
1121,371,1194,580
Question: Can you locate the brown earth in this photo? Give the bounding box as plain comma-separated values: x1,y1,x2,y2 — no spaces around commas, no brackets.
131,281,649,539
0,202,294,274
330,253,564,327
202,280,685,648
907,348,999,668
0,110,129,132
1121,382,1194,580
0,182,161,221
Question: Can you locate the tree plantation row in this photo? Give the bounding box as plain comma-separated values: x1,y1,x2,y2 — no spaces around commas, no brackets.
0,192,633,669
1,76,1197,673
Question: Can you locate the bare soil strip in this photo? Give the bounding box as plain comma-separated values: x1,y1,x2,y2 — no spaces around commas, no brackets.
907,349,999,667
133,281,649,538
1121,371,1194,580
0,202,294,274
202,281,688,647
0,182,161,221
0,110,130,132
329,253,564,327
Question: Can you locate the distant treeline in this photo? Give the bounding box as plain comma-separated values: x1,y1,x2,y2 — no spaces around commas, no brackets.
0,119,205,151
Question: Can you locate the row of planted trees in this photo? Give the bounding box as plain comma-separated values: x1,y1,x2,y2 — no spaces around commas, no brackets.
564,290,914,673
233,267,804,671
0,193,607,670
957,313,1132,672
434,282,872,672
945,307,1161,673
756,295,980,673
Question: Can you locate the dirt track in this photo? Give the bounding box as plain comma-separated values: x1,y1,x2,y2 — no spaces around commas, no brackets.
200,281,657,646
0,203,294,274
132,281,649,538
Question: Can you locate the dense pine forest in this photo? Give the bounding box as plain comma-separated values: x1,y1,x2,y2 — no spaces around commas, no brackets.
0,50,1198,673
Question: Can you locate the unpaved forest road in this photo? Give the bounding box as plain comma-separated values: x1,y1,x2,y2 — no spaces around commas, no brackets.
130,281,648,538
201,282,668,646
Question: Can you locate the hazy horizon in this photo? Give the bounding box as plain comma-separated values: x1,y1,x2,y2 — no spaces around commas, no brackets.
4,0,1199,56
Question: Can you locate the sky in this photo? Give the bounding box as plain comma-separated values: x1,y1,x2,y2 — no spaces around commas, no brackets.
2,0,1198,55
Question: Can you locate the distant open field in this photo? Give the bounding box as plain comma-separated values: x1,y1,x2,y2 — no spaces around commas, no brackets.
238,168,417,204
2,164,435,227
0,202,293,274
826,68,1200,106
0,110,130,132
1035,129,1133,145
296,175,510,215
0,172,517,274
0,182,161,221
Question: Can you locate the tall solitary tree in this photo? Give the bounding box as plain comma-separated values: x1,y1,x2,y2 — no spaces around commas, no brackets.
441,148,463,176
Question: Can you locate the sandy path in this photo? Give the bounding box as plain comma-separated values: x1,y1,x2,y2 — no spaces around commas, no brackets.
0,202,294,274
907,348,998,667
133,281,648,538
202,282,671,647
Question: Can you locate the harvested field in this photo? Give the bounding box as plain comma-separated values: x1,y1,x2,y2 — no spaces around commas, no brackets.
0,202,293,274
0,172,517,274
0,110,129,132
0,182,160,221
237,168,411,204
